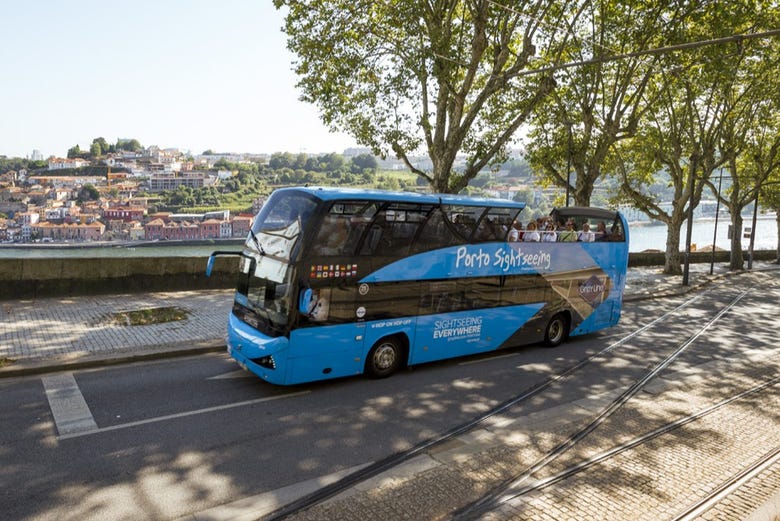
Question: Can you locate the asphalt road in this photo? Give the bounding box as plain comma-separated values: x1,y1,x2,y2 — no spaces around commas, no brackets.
0,272,777,521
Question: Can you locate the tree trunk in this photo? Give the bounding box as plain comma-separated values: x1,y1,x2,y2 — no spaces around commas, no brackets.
729,213,745,270
664,223,682,275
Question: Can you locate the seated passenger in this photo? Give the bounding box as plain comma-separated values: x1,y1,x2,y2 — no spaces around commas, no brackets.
523,221,540,242
541,222,557,242
557,221,577,242
595,221,608,241
507,221,524,242
578,222,596,242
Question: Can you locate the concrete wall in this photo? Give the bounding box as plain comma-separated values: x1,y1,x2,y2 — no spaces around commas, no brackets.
0,250,776,300
0,256,239,300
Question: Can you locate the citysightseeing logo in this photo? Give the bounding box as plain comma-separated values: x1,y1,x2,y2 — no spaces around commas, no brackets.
578,275,608,307
433,316,482,342
454,246,552,273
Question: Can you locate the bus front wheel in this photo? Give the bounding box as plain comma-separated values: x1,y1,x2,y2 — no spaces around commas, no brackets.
365,337,403,378
544,313,569,347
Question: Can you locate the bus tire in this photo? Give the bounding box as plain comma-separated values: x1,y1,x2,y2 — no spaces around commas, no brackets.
365,336,404,378
543,313,569,347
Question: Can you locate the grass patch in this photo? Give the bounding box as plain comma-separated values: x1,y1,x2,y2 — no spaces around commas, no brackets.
110,306,189,326
0,357,13,368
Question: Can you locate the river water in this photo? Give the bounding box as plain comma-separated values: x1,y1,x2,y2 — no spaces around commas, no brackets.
0,217,776,258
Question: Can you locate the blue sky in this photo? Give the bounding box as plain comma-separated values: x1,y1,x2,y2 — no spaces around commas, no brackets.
0,0,357,158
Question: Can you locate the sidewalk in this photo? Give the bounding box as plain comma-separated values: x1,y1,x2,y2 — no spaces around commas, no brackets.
1,261,778,378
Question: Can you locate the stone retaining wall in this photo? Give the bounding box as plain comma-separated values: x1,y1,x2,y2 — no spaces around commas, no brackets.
0,250,776,300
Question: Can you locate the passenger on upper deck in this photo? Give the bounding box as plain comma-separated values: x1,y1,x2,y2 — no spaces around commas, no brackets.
523,221,540,242
578,222,596,242
595,221,608,241
507,221,524,241
541,221,557,242
557,221,577,242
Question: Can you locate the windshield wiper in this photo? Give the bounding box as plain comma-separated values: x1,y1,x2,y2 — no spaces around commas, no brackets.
249,228,266,256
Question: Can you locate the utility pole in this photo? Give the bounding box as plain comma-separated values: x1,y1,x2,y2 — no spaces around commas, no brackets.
682,168,696,286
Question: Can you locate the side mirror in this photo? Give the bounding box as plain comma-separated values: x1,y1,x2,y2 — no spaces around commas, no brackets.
206,255,216,277
298,288,313,314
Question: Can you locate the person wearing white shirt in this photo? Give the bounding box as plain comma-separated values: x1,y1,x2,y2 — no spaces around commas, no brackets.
578,222,596,242
523,221,540,242
541,222,557,242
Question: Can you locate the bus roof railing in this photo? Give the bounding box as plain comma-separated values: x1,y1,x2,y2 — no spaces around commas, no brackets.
278,186,526,210
550,206,622,221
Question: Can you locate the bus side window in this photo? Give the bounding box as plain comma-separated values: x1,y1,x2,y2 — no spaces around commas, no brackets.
412,209,462,254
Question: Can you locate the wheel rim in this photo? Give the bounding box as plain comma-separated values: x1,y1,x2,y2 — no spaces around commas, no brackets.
373,343,397,370
548,318,564,343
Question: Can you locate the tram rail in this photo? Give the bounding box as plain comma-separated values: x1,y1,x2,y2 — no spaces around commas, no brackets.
263,287,746,521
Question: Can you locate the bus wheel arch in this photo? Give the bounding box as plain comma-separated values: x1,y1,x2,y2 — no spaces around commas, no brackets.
364,334,408,378
543,312,570,347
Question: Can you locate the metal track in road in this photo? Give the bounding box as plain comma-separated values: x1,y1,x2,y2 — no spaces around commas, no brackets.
448,288,751,520
262,290,724,521
670,444,780,521
483,375,780,500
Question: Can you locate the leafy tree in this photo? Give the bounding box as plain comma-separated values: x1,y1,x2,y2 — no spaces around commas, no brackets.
524,0,676,207
90,137,109,157
705,37,780,270
78,184,100,202
116,138,143,152
275,0,573,193
351,153,378,172
67,145,82,159
616,1,770,274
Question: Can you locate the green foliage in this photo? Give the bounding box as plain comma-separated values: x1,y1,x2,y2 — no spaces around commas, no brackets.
67,145,83,159
0,157,46,174
78,184,100,202
275,0,567,193
116,138,143,152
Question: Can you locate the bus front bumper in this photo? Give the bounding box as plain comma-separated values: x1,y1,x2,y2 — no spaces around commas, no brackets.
226,313,290,384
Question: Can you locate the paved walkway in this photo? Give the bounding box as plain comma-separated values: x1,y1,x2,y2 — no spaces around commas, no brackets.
1,261,779,521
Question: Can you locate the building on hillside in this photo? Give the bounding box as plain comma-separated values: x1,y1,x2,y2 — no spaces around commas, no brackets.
44,205,81,224
16,211,40,226
33,221,106,241
231,215,252,238
102,206,145,222
28,175,103,189
144,219,200,241
47,158,90,170
199,219,222,239
147,171,216,191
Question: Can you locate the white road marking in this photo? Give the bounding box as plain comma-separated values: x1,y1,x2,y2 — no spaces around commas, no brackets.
42,373,98,436
57,390,310,440
207,369,253,380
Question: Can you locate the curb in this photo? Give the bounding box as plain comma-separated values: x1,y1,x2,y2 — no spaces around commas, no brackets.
0,340,226,379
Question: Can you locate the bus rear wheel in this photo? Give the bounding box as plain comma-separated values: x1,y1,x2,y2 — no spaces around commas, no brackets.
544,313,569,347
365,337,403,378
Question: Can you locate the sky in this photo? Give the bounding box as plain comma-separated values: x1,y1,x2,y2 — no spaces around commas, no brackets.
0,0,358,159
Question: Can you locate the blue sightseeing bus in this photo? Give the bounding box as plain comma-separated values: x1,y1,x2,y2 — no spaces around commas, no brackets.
207,186,629,385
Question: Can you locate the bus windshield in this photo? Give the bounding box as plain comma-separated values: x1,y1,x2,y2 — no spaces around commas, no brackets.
232,190,318,334
248,191,317,264
234,254,293,335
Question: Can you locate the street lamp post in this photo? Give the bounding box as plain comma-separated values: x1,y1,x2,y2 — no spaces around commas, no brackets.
682,169,696,286
748,190,759,270
709,170,723,275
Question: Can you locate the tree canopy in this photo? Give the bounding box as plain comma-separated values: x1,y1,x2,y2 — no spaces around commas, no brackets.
275,0,574,193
